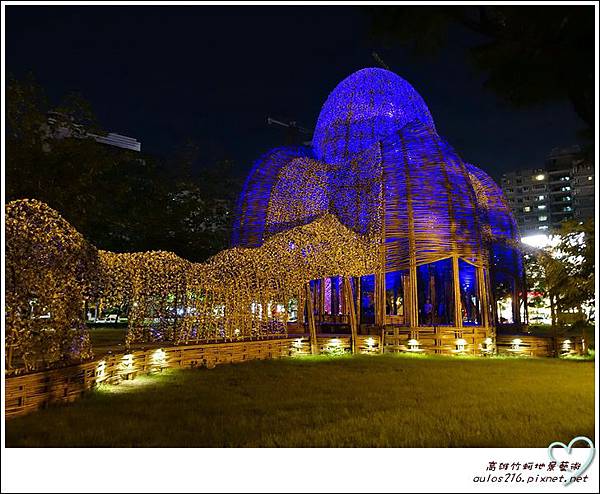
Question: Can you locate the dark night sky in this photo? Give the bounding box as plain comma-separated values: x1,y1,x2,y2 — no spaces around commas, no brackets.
6,5,586,181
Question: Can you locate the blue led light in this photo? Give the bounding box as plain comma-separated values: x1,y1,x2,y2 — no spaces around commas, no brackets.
313,68,435,165
232,68,522,287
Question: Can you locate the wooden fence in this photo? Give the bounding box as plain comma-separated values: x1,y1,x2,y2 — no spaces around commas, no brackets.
5,337,295,419
5,334,382,419
289,334,382,356
382,325,491,355
5,330,583,419
380,326,585,358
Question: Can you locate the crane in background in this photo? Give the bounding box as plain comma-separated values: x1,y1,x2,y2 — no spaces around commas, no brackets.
372,51,391,70
266,117,313,146
266,53,389,147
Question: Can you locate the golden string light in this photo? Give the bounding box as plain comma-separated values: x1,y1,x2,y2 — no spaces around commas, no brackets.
5,199,97,371
6,199,380,371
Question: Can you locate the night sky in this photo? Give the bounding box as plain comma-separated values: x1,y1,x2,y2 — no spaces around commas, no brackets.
6,6,586,181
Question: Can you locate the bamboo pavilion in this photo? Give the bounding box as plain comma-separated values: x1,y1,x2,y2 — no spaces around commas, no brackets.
233,68,526,353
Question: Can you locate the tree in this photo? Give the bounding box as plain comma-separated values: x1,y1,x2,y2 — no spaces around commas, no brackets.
5,75,169,253
6,76,244,262
369,6,594,151
160,158,243,262
525,219,594,326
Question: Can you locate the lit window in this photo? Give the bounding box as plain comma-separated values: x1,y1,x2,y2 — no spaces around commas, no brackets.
535,174,545,181
562,186,571,191
538,216,547,221
538,205,546,210
538,225,549,230
523,206,531,212
538,195,545,200
588,176,593,181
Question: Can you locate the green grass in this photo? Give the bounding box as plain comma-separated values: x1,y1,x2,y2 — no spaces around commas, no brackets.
5,354,595,447
88,326,128,354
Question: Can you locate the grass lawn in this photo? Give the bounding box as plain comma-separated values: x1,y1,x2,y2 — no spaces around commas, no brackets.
87,326,169,355
88,326,128,353
5,354,595,447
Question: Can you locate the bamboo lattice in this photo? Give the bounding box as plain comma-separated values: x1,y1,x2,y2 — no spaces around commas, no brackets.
5,199,380,372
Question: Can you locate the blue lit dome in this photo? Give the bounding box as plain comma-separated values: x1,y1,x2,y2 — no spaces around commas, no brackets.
313,68,436,165
233,67,526,333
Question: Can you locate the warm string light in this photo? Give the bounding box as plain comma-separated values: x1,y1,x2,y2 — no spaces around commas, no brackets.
6,198,380,372
5,199,96,371
100,213,380,347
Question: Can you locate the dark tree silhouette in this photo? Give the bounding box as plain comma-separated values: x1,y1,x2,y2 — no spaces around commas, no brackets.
369,6,594,147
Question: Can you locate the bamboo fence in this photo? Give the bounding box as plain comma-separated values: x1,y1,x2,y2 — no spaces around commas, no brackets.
6,335,382,419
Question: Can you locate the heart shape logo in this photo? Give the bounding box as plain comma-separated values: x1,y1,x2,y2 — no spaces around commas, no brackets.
548,436,595,486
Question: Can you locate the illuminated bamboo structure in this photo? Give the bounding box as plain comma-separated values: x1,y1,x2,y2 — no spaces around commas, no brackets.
5,199,378,372
233,68,526,354
5,69,526,372
5,199,97,371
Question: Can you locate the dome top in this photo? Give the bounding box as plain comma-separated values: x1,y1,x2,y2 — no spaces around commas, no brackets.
313,68,435,165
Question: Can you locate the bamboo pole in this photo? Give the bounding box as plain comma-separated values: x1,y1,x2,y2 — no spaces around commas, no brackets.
343,276,358,354
476,265,488,328
375,270,386,327
319,278,325,324
401,134,419,330
377,143,387,329
452,255,463,329
355,276,361,327
304,283,319,355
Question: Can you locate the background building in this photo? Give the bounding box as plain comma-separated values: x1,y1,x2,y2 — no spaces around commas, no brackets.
500,145,594,238
88,132,141,152
46,111,141,152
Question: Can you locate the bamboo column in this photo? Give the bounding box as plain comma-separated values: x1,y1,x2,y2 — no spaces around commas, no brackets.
375,224,387,327
355,276,361,327
487,267,499,328
476,265,488,328
408,263,418,328
377,148,387,329
401,135,419,330
375,272,386,327
452,255,463,329
319,278,325,323
343,276,359,354
304,283,319,355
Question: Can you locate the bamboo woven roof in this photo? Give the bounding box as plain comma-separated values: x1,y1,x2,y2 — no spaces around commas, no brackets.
233,68,522,276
